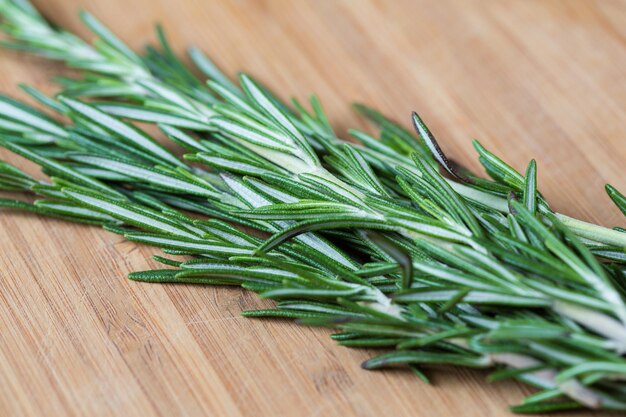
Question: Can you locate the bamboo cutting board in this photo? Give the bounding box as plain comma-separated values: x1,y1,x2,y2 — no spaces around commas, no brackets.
1,1,625,416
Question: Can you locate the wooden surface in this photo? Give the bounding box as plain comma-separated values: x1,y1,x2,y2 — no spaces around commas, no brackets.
1,1,625,416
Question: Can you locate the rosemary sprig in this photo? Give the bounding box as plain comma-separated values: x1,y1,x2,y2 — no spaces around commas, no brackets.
1,1,626,413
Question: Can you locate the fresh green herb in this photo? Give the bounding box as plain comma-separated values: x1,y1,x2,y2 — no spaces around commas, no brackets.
1,1,626,413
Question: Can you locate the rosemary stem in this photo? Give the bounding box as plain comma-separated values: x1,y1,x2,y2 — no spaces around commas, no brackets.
451,180,626,247
553,301,626,354
447,180,509,211
555,213,626,247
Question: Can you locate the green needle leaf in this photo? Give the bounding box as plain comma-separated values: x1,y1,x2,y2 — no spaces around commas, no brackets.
606,184,626,217
523,159,537,215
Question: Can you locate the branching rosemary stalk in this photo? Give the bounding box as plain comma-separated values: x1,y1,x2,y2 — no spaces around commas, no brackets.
1,1,626,413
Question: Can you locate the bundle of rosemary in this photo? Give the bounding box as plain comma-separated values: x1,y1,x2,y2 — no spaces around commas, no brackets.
1,1,625,413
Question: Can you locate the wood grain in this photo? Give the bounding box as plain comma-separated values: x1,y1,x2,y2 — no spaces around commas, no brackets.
1,1,625,416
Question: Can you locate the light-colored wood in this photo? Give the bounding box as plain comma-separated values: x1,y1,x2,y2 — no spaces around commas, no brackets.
1,1,624,416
